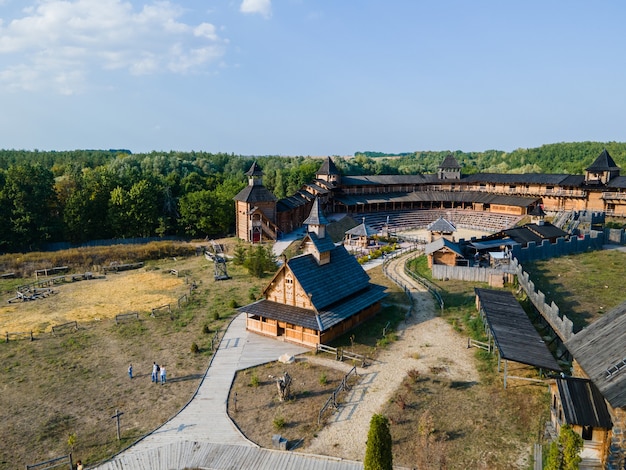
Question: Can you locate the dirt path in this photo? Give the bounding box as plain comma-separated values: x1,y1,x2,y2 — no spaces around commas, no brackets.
304,252,479,461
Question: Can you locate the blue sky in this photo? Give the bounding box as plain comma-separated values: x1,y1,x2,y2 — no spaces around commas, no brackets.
1,1,625,156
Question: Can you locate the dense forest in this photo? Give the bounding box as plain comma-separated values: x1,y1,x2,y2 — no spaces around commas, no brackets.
0,141,624,252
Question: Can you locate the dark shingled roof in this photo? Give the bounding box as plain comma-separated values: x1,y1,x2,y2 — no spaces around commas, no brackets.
345,222,378,237
606,176,626,189
586,149,620,172
340,175,432,186
245,161,264,176
524,222,568,239
303,232,336,254
276,192,313,212
556,377,613,428
334,191,539,208
239,283,387,332
233,184,277,203
317,284,387,330
566,301,626,409
462,173,577,185
439,154,461,169
529,205,546,217
427,216,456,233
303,198,329,226
424,237,464,257
317,157,341,176
484,222,567,246
288,245,372,311
241,300,320,330
474,288,561,371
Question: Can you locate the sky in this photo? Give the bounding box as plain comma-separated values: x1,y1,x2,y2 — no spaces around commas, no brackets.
1,1,626,156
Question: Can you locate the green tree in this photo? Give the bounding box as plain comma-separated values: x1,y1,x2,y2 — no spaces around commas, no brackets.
243,245,276,278
179,189,216,237
0,163,61,250
545,425,583,470
364,414,392,470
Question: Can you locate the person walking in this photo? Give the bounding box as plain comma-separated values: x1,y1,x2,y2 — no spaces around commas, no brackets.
151,362,158,383
128,363,133,380
160,365,166,384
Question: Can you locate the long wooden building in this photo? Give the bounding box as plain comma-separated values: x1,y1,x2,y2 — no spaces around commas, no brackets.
234,150,626,243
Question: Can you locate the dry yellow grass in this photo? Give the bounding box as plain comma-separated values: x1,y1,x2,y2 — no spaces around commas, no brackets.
0,269,186,333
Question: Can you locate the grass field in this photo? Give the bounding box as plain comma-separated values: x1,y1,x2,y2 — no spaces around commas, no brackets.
522,249,626,330
0,241,269,469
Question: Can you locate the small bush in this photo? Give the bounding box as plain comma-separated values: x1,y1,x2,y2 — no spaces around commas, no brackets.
212,311,220,321
319,372,327,385
190,342,199,354
407,369,420,382
249,373,260,387
228,299,239,308
273,416,285,430
202,324,210,334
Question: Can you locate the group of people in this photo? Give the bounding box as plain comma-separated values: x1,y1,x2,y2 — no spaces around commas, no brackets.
127,362,167,384
152,362,166,384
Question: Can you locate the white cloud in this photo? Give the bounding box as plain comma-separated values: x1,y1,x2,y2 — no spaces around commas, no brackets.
0,0,226,94
240,0,271,19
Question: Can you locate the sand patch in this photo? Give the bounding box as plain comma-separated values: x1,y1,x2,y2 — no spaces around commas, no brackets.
0,270,185,333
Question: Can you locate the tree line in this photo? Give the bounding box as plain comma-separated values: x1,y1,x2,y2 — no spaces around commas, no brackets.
1,141,623,252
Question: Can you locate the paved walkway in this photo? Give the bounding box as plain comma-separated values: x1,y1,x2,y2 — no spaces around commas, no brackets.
93,314,364,470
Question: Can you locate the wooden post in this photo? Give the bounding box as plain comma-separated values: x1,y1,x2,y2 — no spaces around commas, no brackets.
233,392,238,412
111,409,124,440
503,360,508,389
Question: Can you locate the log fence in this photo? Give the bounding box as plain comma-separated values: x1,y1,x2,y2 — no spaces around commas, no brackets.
103,262,144,274
34,266,69,279
151,304,172,319
6,331,34,342
318,365,358,424
315,344,370,366
468,337,492,352
115,312,139,325
51,321,78,335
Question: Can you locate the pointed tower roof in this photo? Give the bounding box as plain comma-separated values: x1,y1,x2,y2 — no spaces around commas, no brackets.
317,157,341,176
529,205,546,217
234,161,277,203
427,216,456,233
303,198,329,226
586,149,620,172
245,161,264,177
438,154,461,169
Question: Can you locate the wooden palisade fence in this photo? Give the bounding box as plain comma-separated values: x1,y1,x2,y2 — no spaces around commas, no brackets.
318,366,358,424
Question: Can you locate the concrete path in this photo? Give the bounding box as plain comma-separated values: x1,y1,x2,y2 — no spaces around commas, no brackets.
92,314,366,469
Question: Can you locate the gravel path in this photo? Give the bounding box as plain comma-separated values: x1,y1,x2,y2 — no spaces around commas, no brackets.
304,252,479,461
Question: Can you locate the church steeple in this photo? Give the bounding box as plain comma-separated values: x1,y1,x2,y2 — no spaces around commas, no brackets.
303,198,329,240
245,161,264,186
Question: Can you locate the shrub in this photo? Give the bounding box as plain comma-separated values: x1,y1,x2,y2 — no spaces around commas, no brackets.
407,369,420,382
202,324,210,334
228,299,238,309
272,416,285,430
249,373,260,387
319,372,327,385
212,311,220,321
364,414,393,470
190,342,199,354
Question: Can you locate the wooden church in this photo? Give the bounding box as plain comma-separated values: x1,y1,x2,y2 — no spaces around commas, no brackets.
239,198,387,347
